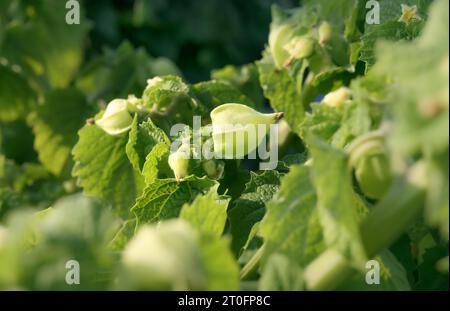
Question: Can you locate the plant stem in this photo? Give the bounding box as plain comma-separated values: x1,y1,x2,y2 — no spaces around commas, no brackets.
240,246,264,280
303,249,352,290
304,173,426,290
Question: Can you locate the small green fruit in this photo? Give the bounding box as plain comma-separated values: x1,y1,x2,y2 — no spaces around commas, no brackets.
283,36,315,60
202,160,224,180
322,87,351,108
96,99,133,136
355,153,392,199
168,144,191,181
347,131,393,199
318,22,333,45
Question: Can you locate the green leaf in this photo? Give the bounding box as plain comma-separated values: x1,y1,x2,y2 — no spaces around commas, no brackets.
303,0,359,29
190,80,255,120
126,115,170,173
199,235,240,290
0,158,64,220
300,103,343,143
131,176,217,224
1,0,90,88
142,75,190,112
309,138,367,266
415,243,449,290
76,43,179,103
72,119,144,216
258,253,304,290
376,250,412,291
217,160,250,200
0,120,38,164
228,170,282,255
141,142,172,185
30,88,92,177
300,98,373,149
260,165,324,266
360,21,408,71
211,64,264,109
0,64,36,122
257,52,304,135
180,185,229,237
109,217,137,251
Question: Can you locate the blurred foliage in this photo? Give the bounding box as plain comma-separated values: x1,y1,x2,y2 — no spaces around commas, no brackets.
85,0,297,82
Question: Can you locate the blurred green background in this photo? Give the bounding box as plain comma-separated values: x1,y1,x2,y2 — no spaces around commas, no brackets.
85,0,297,82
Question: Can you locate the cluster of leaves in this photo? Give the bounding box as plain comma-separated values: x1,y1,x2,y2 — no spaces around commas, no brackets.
0,0,448,290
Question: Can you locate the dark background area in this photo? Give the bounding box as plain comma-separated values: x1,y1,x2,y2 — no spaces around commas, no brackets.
84,0,297,82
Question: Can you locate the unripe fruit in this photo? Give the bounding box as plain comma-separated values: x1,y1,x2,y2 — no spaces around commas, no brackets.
322,87,351,108
210,103,284,159
283,36,315,60
96,99,133,136
168,143,191,181
347,131,393,200
269,24,293,68
355,153,392,199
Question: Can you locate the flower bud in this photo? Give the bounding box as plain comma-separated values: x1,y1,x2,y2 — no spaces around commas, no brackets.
269,24,293,68
202,160,224,180
322,87,351,108
168,143,191,181
318,22,333,45
355,152,392,199
210,103,284,159
283,36,315,60
146,76,163,88
96,99,134,136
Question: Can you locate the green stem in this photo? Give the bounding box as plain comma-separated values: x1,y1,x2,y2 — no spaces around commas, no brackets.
360,180,424,257
303,249,352,291
240,246,264,280
304,164,426,290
